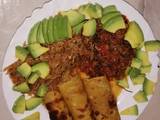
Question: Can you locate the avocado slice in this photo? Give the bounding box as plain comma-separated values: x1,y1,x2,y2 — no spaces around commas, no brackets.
143,78,155,96
37,21,45,44
42,19,49,44
13,82,30,93
120,105,138,115
136,50,150,66
128,67,141,78
12,95,25,113
131,58,142,69
36,84,48,97
103,15,126,33
82,19,96,36
102,5,117,15
47,17,55,43
78,3,102,19
101,11,120,24
131,74,145,85
31,62,50,79
140,64,152,73
26,97,42,110
17,62,31,78
28,72,40,84
125,21,144,48
117,79,129,89
16,46,29,62
28,22,40,44
73,21,85,35
53,15,72,42
22,112,40,120
133,90,148,103
95,3,103,18
61,10,85,26
144,40,160,51
28,43,49,58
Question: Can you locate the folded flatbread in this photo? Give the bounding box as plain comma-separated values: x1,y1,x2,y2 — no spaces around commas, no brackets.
44,90,72,120
58,75,92,120
82,76,120,120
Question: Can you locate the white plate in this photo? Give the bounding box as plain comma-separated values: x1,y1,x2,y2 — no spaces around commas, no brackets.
2,0,159,120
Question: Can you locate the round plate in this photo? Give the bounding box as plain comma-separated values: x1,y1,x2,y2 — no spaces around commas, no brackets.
2,0,159,120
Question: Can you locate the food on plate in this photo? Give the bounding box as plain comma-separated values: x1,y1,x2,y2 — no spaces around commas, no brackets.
58,74,92,120
22,112,40,120
3,2,159,120
44,90,72,120
120,105,138,116
83,76,120,120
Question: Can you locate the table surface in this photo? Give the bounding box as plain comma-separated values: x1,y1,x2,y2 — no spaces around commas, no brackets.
0,0,160,120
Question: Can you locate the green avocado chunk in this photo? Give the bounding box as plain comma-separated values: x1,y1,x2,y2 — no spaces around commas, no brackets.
28,72,40,84
140,65,152,73
36,84,48,97
22,112,40,120
37,21,45,44
28,43,49,58
117,79,129,89
17,62,31,78
101,11,120,24
42,19,49,43
61,10,85,26
128,67,141,78
82,19,96,36
131,58,142,69
120,105,138,116
144,40,160,51
13,82,30,93
28,22,40,44
73,21,85,35
78,3,102,19
125,21,144,48
136,50,150,66
103,15,125,33
31,62,50,79
12,95,25,113
47,17,55,43
26,97,42,110
16,46,29,62
102,5,117,15
53,15,72,42
133,90,148,103
143,78,155,95
131,74,145,85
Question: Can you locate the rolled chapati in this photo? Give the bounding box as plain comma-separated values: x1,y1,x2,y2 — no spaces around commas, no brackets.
44,90,72,120
58,75,92,120
83,76,120,120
